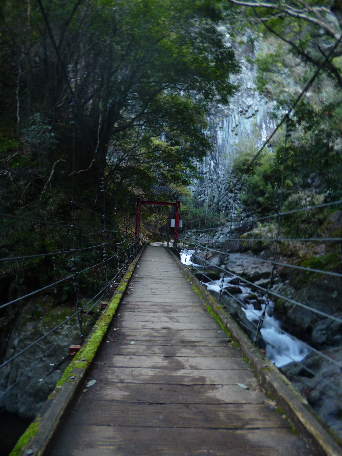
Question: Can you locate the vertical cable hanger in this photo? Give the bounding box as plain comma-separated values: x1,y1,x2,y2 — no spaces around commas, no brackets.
101,173,107,282
70,104,83,344
114,203,120,274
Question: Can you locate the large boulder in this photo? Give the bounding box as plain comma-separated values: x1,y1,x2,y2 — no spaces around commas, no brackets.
281,347,342,440
224,253,273,283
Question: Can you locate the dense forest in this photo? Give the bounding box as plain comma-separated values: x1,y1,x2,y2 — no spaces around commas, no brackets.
1,0,342,453
0,0,242,311
1,0,342,262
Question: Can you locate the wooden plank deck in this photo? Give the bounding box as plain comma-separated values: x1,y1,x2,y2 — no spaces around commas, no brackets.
49,246,311,456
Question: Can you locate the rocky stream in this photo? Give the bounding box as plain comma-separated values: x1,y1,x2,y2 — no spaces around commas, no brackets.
181,248,342,441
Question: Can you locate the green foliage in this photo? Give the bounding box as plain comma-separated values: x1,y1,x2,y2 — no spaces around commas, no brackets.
232,143,281,213
21,113,58,169
180,191,221,227
0,0,242,309
281,192,328,238
230,0,342,88
234,4,342,209
232,98,342,218
0,0,240,198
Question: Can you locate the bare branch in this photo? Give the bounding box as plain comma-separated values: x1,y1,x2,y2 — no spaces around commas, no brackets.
228,0,341,39
42,159,67,194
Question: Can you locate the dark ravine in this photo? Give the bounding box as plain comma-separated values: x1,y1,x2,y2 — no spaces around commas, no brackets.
8,248,144,456
0,299,91,456
0,410,31,456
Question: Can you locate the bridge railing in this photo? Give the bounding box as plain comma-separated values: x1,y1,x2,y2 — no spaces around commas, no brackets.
0,161,141,425
180,192,342,443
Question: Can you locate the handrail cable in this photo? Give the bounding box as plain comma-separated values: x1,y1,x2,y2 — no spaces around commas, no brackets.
189,237,342,243
182,231,342,242
0,250,124,310
0,212,118,234
0,241,117,262
190,255,342,369
0,298,99,399
0,244,139,373
190,252,342,325
190,242,342,279
183,198,342,233
190,265,342,391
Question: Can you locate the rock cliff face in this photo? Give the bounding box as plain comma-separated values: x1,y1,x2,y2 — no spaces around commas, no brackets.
0,297,93,420
191,34,276,222
200,33,276,187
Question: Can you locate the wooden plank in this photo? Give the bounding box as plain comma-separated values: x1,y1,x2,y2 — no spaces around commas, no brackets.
84,382,266,404
118,314,213,323
49,247,311,456
50,426,310,456
114,329,228,339
72,402,289,429
94,354,248,370
104,337,233,347
120,321,221,330
100,367,259,386
108,344,240,357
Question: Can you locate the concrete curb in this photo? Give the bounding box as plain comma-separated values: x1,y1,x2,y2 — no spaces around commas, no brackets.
167,247,342,456
12,246,145,456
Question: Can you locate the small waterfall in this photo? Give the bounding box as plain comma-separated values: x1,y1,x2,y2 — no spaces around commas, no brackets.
242,302,311,367
180,250,310,368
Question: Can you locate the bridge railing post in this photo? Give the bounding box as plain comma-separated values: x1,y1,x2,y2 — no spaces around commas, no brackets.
135,197,141,242
174,200,180,247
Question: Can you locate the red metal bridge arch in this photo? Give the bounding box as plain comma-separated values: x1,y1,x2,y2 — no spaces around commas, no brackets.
135,197,181,247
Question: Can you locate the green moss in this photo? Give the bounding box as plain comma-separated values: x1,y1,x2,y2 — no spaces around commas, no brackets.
299,253,341,276
274,298,285,312
189,280,231,339
9,418,41,456
56,293,123,387
205,303,231,338
191,284,202,296
56,258,138,388
247,294,257,300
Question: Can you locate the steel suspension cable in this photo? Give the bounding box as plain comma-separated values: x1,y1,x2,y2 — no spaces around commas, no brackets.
190,252,342,324
190,255,342,370
0,241,140,373
191,242,342,280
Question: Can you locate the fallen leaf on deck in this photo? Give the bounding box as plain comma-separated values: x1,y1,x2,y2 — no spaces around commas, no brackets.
236,383,249,389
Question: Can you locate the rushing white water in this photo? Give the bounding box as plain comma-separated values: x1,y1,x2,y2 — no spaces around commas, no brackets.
180,256,311,368
242,302,311,367
180,249,196,265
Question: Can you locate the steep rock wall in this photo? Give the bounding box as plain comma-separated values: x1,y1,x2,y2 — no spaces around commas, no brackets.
197,34,276,200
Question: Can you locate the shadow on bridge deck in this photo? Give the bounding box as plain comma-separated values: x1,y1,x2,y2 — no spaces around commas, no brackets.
44,246,313,456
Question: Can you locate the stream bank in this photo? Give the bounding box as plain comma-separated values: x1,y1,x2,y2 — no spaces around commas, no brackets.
181,248,342,441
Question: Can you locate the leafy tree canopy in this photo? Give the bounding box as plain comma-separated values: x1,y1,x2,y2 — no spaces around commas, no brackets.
0,0,240,204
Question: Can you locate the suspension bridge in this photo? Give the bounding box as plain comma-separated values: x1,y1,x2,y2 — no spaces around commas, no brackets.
1,179,342,455
6,245,339,456
1,27,342,456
